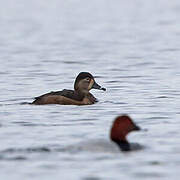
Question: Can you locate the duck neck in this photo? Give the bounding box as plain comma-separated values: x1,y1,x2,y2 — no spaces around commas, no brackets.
114,140,130,151
74,89,86,100
75,89,88,97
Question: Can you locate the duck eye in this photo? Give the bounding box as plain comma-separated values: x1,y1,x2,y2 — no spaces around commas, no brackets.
86,78,90,81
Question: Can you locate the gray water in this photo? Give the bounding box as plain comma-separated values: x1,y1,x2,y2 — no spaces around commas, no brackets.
0,0,180,179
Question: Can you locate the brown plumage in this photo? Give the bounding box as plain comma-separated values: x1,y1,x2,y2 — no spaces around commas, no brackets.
32,72,106,105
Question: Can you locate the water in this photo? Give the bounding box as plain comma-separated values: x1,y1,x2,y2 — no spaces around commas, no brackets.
0,0,180,179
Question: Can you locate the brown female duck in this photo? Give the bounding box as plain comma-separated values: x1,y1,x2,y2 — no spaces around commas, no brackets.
32,72,106,105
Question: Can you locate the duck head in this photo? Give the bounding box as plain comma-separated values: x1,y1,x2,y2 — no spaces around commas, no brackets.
110,115,140,151
74,72,106,94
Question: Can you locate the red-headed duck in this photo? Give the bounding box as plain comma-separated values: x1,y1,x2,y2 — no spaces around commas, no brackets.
69,115,142,153
31,72,106,105
110,115,141,151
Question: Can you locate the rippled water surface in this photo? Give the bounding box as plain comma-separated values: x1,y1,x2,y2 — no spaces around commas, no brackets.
1,0,180,179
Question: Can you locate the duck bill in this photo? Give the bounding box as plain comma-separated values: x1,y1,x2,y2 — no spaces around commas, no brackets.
133,125,141,131
92,81,106,91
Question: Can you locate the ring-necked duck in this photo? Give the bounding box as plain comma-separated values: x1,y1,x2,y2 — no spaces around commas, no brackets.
32,72,106,105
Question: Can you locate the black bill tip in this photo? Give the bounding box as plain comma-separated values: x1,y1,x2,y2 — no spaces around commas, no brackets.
100,87,106,91
133,125,141,131
92,81,106,91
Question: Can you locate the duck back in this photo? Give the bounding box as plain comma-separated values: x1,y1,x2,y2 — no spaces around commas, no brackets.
32,89,84,105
